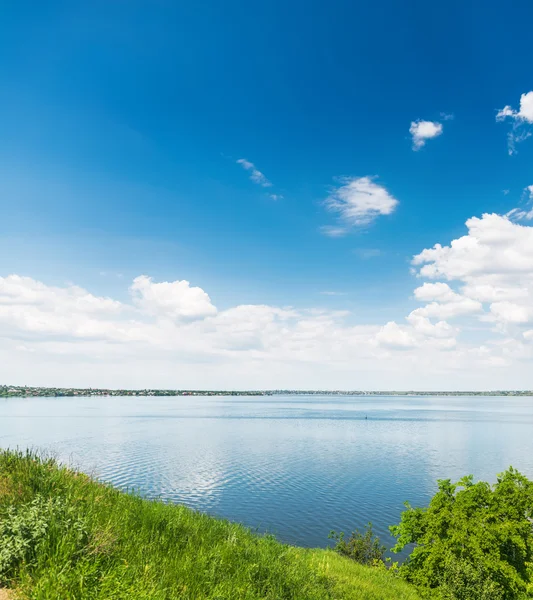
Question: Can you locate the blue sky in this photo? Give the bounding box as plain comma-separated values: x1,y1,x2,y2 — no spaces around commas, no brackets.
1,1,533,389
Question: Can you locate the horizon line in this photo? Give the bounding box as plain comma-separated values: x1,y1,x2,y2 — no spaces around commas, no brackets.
2,384,533,395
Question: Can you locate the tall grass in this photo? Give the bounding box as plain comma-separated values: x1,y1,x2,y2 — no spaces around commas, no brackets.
0,450,420,599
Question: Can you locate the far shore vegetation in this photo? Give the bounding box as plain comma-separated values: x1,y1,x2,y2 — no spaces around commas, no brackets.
2,384,533,398
1,451,533,598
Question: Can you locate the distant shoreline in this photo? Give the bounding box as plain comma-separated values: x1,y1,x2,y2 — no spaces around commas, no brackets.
2,385,533,398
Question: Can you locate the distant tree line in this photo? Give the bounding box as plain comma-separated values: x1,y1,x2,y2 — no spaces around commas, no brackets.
2,385,532,398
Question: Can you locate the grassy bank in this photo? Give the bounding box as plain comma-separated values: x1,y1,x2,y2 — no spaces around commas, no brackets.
0,450,420,600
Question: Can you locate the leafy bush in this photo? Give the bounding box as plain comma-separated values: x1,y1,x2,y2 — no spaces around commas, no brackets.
390,468,533,599
330,523,386,566
0,496,61,582
0,494,89,584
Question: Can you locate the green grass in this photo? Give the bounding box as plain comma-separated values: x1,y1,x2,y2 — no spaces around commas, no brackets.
0,450,420,599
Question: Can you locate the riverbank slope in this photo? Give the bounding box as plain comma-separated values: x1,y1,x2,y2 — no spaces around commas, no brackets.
0,451,419,599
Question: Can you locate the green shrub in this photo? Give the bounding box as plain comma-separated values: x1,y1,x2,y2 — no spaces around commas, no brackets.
390,468,533,599
330,523,387,566
0,495,88,583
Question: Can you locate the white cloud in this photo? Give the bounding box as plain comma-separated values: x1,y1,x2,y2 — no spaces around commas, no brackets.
5,206,533,389
413,282,458,303
412,212,533,331
490,302,531,324
0,267,527,389
413,213,533,279
236,158,272,187
0,275,130,342
461,283,528,303
375,322,417,349
496,91,533,154
409,120,443,150
130,275,217,321
410,299,482,320
411,283,482,319
496,106,516,120
496,91,533,123
406,313,456,339
324,176,399,230
0,274,121,313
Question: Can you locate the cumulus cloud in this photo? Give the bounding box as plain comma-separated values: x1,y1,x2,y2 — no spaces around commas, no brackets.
412,212,533,332
409,120,443,150
0,275,121,313
413,213,533,280
0,275,389,384
4,207,533,388
410,299,482,321
406,313,456,339
236,158,272,187
461,283,527,303
413,282,458,303
496,91,533,154
130,275,217,321
490,302,532,324
411,283,482,319
323,176,399,231
0,274,127,341
375,321,417,349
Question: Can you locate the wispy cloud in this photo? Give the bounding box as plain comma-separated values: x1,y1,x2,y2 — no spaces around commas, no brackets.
236,158,272,188
354,248,382,259
320,291,345,296
509,185,533,221
320,225,348,237
496,91,533,154
409,120,443,150
440,112,454,121
507,129,532,156
322,176,399,233
268,193,283,201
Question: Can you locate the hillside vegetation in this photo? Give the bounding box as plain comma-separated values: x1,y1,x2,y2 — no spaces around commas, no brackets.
0,450,419,600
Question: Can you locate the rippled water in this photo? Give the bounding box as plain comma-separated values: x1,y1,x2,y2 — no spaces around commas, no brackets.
1,394,533,549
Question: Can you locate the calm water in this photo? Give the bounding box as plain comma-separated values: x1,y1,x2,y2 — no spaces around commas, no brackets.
1,394,533,549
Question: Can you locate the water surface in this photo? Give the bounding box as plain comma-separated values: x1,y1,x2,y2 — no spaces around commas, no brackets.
1,394,532,549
